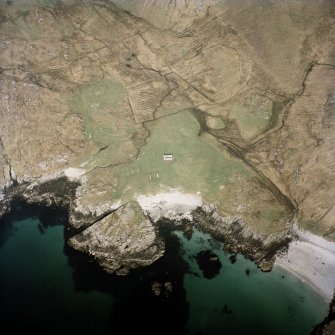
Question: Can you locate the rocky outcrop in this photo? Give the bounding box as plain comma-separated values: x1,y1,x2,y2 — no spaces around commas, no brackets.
0,174,79,219
195,250,222,279
194,204,294,271
68,202,165,275
0,172,165,275
0,168,293,275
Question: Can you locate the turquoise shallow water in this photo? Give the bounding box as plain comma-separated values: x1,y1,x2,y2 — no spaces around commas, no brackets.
175,230,328,335
0,204,328,334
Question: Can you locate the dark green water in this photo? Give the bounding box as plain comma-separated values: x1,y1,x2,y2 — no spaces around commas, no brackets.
0,203,328,334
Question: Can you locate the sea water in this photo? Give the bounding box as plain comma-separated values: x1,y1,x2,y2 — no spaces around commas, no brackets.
176,230,328,335
0,203,328,334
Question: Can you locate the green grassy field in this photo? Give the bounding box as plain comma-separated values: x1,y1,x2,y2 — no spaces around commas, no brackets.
114,111,253,200
81,109,289,235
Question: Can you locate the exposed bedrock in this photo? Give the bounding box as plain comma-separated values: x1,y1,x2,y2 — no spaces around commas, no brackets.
68,202,165,275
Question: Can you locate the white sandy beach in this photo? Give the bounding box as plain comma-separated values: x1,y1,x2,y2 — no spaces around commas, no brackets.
137,190,203,222
275,226,335,303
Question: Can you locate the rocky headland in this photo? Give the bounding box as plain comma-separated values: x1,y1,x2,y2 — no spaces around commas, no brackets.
0,0,335,315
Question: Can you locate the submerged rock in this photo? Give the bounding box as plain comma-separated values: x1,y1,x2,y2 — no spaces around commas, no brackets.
215,304,234,316
151,280,174,298
229,254,237,264
151,281,162,296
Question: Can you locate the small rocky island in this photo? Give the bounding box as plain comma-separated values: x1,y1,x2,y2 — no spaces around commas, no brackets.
195,250,222,279
0,1,335,332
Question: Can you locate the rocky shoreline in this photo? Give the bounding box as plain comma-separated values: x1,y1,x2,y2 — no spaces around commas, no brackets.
0,172,295,275
192,204,294,272
313,292,335,335
1,171,335,333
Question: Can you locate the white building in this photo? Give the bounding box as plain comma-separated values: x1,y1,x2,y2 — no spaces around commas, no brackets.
163,153,173,161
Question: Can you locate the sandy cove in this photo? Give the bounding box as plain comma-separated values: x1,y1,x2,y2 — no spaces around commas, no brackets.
58,177,333,303
275,226,335,303
137,191,335,303
136,190,203,222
